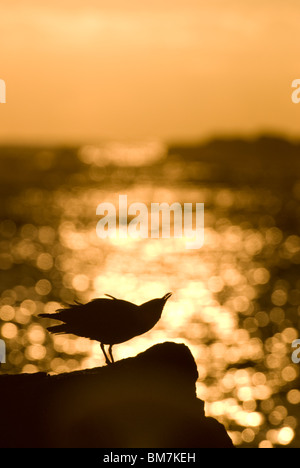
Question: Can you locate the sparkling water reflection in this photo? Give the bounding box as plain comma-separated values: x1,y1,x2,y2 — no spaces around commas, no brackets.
0,138,300,447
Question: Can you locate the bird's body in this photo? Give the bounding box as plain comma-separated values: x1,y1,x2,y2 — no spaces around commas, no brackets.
39,293,172,364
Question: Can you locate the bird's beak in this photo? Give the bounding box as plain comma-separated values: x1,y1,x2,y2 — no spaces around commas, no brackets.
162,292,172,302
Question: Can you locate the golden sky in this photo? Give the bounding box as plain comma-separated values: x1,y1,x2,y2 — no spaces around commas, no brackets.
0,0,299,143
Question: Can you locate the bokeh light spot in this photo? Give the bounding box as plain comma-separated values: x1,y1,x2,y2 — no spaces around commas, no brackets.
1,322,18,339
277,427,294,446
35,279,52,296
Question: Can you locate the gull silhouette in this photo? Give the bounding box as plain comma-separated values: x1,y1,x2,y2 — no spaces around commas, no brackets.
39,293,172,364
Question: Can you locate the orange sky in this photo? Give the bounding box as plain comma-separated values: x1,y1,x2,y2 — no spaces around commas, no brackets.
0,0,299,144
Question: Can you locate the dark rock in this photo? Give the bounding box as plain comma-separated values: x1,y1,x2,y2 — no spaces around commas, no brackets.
0,342,234,448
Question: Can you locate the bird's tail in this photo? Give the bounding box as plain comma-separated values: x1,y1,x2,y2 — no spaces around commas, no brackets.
38,312,66,334
46,324,67,334
39,313,55,319
38,309,65,320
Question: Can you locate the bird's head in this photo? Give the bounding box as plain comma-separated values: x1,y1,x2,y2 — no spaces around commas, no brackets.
161,292,173,303
140,292,172,324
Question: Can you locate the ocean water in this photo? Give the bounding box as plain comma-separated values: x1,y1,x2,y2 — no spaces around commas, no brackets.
0,136,300,447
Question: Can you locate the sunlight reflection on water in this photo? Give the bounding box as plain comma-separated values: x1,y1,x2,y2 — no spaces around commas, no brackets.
0,141,300,448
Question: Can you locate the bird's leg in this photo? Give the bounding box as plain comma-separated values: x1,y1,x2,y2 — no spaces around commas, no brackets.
108,345,114,364
100,343,112,365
